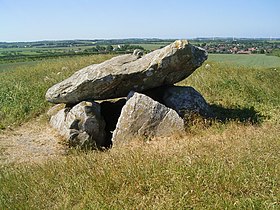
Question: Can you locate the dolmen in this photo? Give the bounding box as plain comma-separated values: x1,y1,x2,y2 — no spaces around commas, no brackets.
46,40,211,149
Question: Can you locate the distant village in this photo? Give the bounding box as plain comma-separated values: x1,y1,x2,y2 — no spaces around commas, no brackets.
196,40,280,54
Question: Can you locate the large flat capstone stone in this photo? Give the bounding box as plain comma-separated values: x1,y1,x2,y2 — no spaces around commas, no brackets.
46,40,207,104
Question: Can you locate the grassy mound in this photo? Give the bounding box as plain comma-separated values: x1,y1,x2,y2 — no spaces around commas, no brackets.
0,55,280,209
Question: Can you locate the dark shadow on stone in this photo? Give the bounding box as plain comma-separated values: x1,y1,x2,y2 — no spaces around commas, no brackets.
210,104,264,124
144,86,264,125
100,99,126,148
143,85,213,118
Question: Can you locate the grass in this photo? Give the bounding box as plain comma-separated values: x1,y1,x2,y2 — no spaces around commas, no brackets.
0,46,94,54
0,53,280,209
0,54,115,129
208,54,280,68
179,61,280,124
0,46,104,64
0,123,279,209
0,60,40,73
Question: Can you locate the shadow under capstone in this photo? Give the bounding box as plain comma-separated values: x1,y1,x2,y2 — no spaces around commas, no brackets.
100,99,126,148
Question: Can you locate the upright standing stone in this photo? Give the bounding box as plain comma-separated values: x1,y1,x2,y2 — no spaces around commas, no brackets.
112,92,184,145
49,101,107,149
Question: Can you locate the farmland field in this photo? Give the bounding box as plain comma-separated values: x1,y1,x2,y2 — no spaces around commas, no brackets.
208,54,280,68
110,43,171,51
133,43,171,50
0,46,95,54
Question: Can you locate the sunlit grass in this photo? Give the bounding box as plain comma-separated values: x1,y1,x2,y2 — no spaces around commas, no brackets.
208,54,280,68
179,61,280,123
0,123,279,209
0,54,115,129
0,55,280,209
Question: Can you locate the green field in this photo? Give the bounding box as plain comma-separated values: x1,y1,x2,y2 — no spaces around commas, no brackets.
208,54,280,68
1,53,279,74
0,46,96,61
111,43,170,51
134,43,171,50
0,44,159,64
0,53,280,209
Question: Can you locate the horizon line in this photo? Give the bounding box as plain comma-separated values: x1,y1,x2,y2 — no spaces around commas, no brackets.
1,36,280,43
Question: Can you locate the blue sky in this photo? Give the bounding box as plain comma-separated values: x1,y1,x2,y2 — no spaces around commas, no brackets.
0,0,279,41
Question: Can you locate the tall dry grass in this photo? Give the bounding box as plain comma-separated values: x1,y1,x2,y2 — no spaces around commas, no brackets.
0,123,279,209
0,57,280,209
0,54,114,129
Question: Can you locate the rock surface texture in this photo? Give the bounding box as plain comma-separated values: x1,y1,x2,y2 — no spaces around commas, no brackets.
144,86,212,117
46,40,210,148
49,101,107,149
112,92,184,145
46,40,207,104
162,86,212,117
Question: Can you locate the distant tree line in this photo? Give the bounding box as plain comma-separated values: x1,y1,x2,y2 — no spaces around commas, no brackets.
268,49,280,57
84,44,145,53
0,44,146,64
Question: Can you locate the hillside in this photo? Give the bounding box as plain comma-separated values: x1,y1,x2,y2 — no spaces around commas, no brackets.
0,54,280,209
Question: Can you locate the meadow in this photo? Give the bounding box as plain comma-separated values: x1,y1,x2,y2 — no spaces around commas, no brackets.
0,60,39,73
131,43,171,50
208,54,280,68
0,54,115,129
0,40,171,63
0,53,280,209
